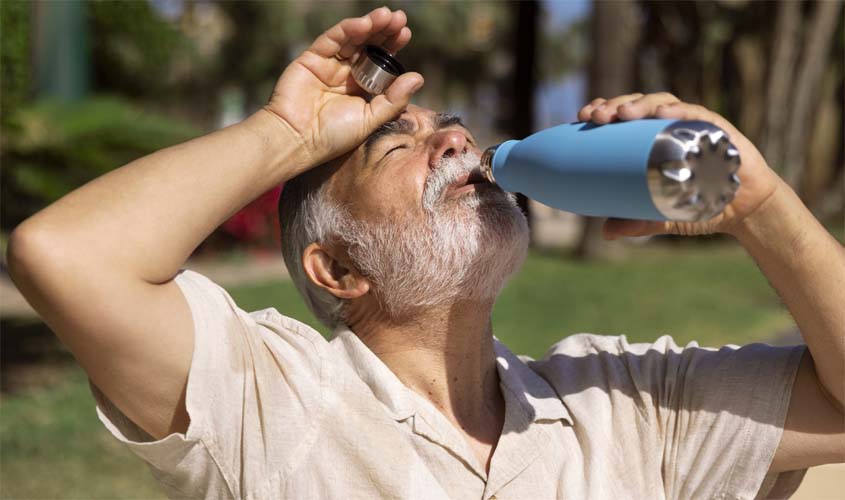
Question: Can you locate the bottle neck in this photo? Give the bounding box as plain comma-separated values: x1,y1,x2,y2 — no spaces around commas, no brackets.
480,144,499,183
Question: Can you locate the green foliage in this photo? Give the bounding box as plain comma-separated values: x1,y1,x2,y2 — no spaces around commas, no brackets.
0,1,31,129
87,1,191,98
540,17,588,80
0,97,199,230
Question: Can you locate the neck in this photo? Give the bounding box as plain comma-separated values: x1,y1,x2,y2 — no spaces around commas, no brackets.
349,298,504,434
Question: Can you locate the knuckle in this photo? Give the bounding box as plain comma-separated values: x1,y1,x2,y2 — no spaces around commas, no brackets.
657,91,679,102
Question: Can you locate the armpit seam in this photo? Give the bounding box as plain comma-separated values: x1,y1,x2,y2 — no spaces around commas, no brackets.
201,432,240,499
716,345,806,499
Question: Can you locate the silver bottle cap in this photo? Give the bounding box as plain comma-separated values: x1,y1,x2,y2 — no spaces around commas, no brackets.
647,120,741,221
351,45,405,96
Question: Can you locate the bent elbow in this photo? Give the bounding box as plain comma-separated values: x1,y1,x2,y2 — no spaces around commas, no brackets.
6,222,62,292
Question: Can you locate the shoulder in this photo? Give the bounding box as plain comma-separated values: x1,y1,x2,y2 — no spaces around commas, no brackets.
175,269,329,352
526,334,696,412
172,269,333,403
531,333,690,370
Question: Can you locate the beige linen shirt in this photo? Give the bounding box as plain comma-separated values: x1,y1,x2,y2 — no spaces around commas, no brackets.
93,270,806,499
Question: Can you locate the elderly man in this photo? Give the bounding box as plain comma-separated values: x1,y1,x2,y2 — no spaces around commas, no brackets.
8,8,844,500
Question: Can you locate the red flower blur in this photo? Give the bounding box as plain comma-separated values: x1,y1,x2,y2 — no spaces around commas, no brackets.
221,185,283,250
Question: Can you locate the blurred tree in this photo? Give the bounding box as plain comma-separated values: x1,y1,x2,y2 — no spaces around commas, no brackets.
380,0,511,123
639,0,844,219
538,16,588,83
214,1,303,114
502,0,541,237
780,0,843,191
761,0,800,169
32,1,89,101
88,1,191,99
1,1,31,130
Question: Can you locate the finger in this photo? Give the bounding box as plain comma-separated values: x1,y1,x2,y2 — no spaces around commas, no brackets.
602,218,670,240
578,97,606,122
363,6,394,42
383,26,412,55
369,9,407,48
309,16,372,59
655,102,742,138
617,92,680,121
590,93,644,124
367,72,424,127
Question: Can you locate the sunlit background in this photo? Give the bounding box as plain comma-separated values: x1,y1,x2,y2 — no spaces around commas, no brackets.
1,1,843,498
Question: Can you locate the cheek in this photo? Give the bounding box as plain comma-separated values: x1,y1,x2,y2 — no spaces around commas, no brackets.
364,157,430,217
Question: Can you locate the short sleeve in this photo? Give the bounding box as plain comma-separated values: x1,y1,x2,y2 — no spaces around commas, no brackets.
91,270,328,498
621,336,806,500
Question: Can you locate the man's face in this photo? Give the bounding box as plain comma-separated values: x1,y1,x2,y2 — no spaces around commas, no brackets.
325,105,529,318
330,104,486,223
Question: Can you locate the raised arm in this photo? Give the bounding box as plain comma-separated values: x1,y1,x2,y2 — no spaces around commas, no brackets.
6,8,422,439
577,93,845,471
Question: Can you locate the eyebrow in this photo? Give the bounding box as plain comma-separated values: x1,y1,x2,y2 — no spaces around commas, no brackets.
363,112,470,164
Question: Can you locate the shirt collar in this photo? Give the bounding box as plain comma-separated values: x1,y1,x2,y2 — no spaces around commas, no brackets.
330,326,416,421
330,326,572,425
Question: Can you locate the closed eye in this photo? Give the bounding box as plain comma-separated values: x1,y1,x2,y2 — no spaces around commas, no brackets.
383,144,408,159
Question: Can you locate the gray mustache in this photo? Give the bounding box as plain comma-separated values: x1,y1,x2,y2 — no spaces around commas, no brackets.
423,153,481,210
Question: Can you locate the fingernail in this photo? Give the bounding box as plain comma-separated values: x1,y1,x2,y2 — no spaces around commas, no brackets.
597,103,606,109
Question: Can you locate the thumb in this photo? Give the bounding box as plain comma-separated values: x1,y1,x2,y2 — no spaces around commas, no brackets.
367,72,424,125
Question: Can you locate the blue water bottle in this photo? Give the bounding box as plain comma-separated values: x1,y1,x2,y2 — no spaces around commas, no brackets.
479,120,741,221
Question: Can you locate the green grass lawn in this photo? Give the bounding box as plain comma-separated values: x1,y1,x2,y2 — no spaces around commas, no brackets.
1,244,795,499
228,243,794,358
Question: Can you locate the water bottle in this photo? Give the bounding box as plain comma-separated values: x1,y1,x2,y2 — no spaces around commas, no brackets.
479,119,741,221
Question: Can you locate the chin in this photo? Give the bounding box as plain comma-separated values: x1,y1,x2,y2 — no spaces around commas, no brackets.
459,199,530,302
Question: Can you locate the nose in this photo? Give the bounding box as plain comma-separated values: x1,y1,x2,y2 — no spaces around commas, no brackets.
429,130,468,169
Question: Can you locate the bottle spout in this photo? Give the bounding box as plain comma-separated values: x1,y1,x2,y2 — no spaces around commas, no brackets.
480,144,499,183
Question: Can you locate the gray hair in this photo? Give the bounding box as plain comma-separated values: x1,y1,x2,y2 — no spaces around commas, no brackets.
278,167,347,329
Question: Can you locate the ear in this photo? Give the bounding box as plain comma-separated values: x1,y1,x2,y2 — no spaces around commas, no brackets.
302,242,370,300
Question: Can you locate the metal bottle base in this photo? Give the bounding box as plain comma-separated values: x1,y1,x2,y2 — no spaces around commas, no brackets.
646,120,741,221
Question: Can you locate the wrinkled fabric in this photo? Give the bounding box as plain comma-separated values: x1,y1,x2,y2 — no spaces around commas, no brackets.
92,270,806,499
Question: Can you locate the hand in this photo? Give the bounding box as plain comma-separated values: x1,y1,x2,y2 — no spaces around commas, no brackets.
264,8,424,169
576,93,782,238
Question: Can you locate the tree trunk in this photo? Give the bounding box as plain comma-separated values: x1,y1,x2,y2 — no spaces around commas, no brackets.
733,36,765,144
761,0,802,171
507,0,539,242
575,0,640,259
782,0,843,190
804,66,843,209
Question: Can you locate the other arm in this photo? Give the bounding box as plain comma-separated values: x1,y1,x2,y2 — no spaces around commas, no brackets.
578,93,845,471
731,182,845,471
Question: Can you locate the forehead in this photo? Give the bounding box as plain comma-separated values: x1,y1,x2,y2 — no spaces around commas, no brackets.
327,105,469,197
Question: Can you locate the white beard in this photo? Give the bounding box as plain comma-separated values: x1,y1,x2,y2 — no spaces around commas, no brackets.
338,152,529,320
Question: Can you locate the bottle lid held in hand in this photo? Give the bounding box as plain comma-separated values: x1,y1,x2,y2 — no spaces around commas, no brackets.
352,45,406,96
